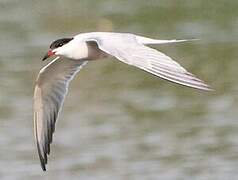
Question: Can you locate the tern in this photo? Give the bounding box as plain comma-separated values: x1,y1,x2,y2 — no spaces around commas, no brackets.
34,32,212,171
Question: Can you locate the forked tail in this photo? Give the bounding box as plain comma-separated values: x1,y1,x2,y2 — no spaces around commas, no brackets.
136,35,199,45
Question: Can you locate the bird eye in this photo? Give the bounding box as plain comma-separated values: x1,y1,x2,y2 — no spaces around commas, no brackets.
58,43,63,47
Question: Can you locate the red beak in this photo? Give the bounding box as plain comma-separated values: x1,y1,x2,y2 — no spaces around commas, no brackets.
42,49,55,61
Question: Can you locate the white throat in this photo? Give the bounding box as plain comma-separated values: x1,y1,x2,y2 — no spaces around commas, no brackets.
55,41,89,60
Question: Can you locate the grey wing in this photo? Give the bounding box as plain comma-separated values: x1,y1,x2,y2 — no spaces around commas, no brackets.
34,57,87,171
85,34,211,91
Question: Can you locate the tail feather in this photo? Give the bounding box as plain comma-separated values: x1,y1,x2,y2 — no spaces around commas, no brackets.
136,35,199,45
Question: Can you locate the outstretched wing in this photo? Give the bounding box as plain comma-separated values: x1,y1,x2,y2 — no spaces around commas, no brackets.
34,57,87,171
79,33,211,91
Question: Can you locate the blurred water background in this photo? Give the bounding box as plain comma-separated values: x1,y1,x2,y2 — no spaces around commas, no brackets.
0,0,238,179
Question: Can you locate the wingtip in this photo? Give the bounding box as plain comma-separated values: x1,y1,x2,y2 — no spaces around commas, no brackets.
192,83,214,92
36,137,48,171
37,146,48,171
203,86,214,92
179,82,214,92
41,163,47,171
197,80,214,92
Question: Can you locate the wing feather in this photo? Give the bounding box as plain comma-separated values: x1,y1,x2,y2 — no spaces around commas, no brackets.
82,33,211,91
34,57,87,170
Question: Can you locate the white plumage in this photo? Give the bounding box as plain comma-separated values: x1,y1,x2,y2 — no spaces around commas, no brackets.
34,32,212,171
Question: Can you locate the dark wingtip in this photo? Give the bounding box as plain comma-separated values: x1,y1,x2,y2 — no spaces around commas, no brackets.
38,151,47,171
38,150,47,171
41,163,47,171
36,139,48,171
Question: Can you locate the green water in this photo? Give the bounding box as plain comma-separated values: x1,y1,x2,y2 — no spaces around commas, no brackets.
0,0,238,179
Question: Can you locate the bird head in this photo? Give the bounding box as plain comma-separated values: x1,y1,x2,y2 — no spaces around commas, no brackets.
42,38,73,61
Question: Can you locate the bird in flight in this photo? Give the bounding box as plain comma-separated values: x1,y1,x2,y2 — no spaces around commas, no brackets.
34,32,212,171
